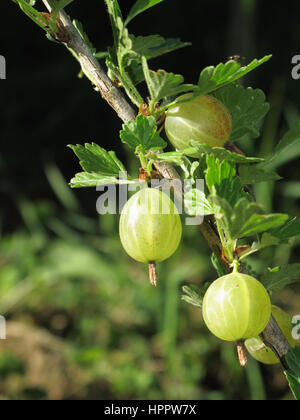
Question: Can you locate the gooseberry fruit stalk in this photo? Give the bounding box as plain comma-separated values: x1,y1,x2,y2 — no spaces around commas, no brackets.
202,273,272,342
119,188,182,286
165,94,232,156
245,305,297,365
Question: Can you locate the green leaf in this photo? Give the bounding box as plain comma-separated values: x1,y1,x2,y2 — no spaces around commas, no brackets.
184,189,215,217
195,55,272,97
125,0,164,26
213,83,270,142
142,58,195,103
205,155,242,208
14,0,55,32
189,141,264,164
261,264,300,292
130,34,191,59
120,114,167,152
260,118,300,171
181,285,203,309
239,164,281,185
285,371,300,401
211,253,228,277
238,213,288,238
286,348,300,377
150,151,185,166
268,217,300,241
69,143,126,176
69,172,135,188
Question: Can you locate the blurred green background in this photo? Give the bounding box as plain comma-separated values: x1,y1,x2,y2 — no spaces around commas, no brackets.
0,0,300,400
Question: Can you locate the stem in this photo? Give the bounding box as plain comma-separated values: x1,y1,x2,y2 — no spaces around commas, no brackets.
232,260,240,273
237,340,248,367
40,0,292,368
149,262,158,287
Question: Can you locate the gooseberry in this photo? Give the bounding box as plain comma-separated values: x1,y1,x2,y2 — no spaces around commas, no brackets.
119,188,182,285
165,94,232,156
202,273,271,342
245,305,297,365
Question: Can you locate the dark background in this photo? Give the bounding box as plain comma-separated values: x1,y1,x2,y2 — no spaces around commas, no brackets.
0,0,300,401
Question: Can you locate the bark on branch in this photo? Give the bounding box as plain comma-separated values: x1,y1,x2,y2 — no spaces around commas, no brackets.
41,1,292,367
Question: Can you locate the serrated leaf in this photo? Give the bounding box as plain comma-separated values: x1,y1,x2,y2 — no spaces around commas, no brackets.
69,172,136,188
120,114,167,152
69,143,126,176
205,155,243,208
285,371,300,401
239,164,281,185
142,59,195,103
181,285,203,309
189,141,264,164
260,118,300,171
195,55,272,97
184,189,214,217
125,0,164,26
213,83,270,142
261,264,300,292
130,34,191,59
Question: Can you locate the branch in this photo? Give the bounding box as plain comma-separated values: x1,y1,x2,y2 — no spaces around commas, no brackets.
42,0,136,123
41,1,292,366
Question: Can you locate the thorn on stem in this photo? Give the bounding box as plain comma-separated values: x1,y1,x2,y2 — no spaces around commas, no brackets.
237,340,248,367
149,262,158,287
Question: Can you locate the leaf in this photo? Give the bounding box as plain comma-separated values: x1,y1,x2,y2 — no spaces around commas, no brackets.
189,141,264,164
184,189,215,217
181,285,203,309
268,217,300,241
151,152,185,166
286,348,300,377
211,253,227,277
285,371,300,401
120,114,167,152
69,143,126,176
239,164,281,185
125,0,164,26
195,56,272,97
69,172,136,188
130,34,191,59
205,155,242,208
260,118,300,171
238,213,288,238
213,83,270,142
261,264,300,292
14,0,54,32
142,59,195,103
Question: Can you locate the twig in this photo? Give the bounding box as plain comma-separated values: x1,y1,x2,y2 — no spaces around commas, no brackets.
42,0,136,123
41,1,292,366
